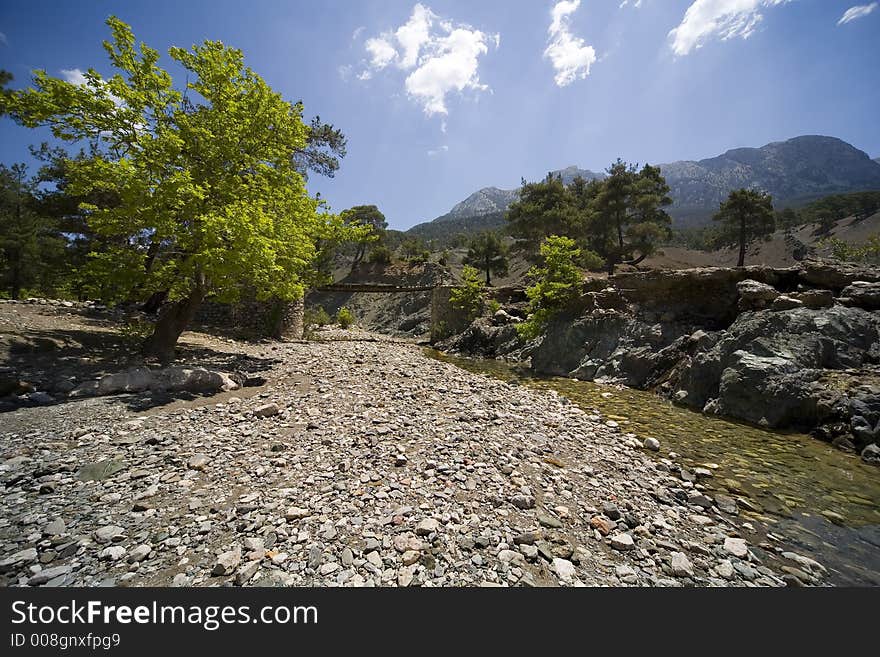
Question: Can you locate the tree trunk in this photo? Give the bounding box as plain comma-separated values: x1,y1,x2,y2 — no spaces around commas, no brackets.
10,259,22,300
141,290,168,314
738,215,747,267
141,288,205,362
624,252,647,267
485,266,491,287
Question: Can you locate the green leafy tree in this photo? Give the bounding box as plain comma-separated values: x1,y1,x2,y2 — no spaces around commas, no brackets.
463,231,509,286
400,236,429,263
341,205,387,267
294,116,347,179
0,164,66,299
506,163,670,274
367,245,392,265
590,161,672,274
518,236,583,340
713,189,776,267
5,17,366,360
449,265,483,320
506,173,578,252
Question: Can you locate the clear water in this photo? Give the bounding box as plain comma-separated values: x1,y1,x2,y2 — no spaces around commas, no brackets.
426,349,880,586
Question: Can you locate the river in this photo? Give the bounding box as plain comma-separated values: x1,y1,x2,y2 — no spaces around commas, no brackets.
427,349,880,586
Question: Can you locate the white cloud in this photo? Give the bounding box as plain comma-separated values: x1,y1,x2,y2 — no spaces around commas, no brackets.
357,3,498,117
61,68,88,85
364,36,397,71
619,0,643,8
405,27,490,115
0,32,7,46
838,3,878,25
668,0,791,57
61,67,126,112
395,3,435,68
544,1,597,87
351,26,365,41
427,144,448,156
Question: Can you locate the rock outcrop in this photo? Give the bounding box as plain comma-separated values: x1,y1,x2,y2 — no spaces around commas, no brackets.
444,260,880,456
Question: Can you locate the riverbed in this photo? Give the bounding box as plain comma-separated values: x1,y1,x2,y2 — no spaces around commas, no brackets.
427,349,880,585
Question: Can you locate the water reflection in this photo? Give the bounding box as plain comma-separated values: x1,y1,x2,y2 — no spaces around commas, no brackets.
426,349,880,586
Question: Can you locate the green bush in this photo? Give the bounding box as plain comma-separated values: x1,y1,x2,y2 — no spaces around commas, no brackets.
486,299,501,315
303,306,331,339
517,235,583,340
368,245,392,264
449,265,483,320
820,234,880,264
336,306,355,329
305,306,331,326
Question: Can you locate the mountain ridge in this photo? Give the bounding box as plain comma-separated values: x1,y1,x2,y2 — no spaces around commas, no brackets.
407,135,880,238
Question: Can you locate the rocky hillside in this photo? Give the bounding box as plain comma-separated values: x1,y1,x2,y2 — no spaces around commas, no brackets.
406,135,880,240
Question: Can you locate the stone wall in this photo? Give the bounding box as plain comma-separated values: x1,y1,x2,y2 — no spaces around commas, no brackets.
195,297,304,340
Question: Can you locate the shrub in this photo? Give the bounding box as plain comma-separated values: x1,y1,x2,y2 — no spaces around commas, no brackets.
303,306,331,339
486,299,501,315
305,306,331,326
820,234,880,264
336,306,355,329
517,235,583,340
449,265,483,320
368,245,392,265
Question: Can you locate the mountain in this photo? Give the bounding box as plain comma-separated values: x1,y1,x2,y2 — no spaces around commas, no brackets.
446,187,519,219
663,136,880,225
875,157,880,165
406,135,880,240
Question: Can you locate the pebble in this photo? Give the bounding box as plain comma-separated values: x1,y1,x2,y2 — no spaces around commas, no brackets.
724,537,749,559
670,552,694,578
212,549,241,576
0,321,807,589
610,534,635,551
187,454,210,470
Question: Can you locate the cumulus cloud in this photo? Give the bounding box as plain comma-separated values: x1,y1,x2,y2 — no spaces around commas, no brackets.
61,68,88,85
544,1,597,87
838,3,878,25
357,3,498,117
668,0,790,57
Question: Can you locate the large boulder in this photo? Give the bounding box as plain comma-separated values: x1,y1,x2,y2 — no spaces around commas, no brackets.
674,306,880,428
71,366,239,398
799,260,880,292
840,281,880,311
438,318,522,358
737,279,779,310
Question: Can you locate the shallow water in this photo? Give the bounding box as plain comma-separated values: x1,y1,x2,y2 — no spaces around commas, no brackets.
426,349,880,586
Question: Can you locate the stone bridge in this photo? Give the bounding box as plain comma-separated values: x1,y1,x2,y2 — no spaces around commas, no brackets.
314,283,526,342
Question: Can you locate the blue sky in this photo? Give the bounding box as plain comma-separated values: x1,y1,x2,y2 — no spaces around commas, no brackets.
1,0,878,230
